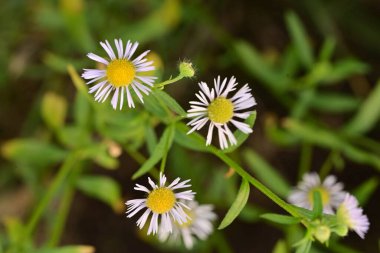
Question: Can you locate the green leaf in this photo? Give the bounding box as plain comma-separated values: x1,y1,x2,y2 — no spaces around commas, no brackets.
145,124,158,155
41,92,67,130
318,37,336,62
118,0,181,43
77,175,122,210
284,119,380,171
96,110,146,144
309,92,360,113
57,126,92,149
68,65,90,98
353,177,379,206
4,217,26,245
345,79,380,135
153,89,186,117
329,242,361,253
233,41,287,90
239,204,263,222
81,144,119,170
73,91,91,130
311,191,323,219
292,206,314,220
285,11,314,68
223,111,257,153
34,245,95,253
174,122,211,152
261,213,301,225
143,92,170,121
295,240,311,253
243,149,291,197
1,139,67,169
218,179,250,229
132,124,175,179
280,45,300,78
324,58,369,83
272,240,288,253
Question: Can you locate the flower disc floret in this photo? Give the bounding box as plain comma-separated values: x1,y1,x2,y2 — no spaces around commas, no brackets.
146,187,175,214
307,187,330,207
106,59,136,87
208,97,234,124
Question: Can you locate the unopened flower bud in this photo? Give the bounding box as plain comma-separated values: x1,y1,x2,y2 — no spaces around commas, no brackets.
179,61,195,78
314,225,331,244
334,224,349,237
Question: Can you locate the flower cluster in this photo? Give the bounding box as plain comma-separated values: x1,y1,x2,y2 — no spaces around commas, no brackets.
288,173,370,241
82,39,256,150
81,39,371,251
126,173,216,249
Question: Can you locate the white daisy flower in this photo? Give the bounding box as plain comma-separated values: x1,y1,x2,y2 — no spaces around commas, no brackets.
288,172,346,214
337,193,369,239
82,39,157,110
126,173,195,235
158,200,217,249
187,76,256,149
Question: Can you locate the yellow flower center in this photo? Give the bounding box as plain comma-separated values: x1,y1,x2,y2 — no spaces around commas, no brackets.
146,187,176,214
106,59,136,87
308,187,330,207
208,97,234,124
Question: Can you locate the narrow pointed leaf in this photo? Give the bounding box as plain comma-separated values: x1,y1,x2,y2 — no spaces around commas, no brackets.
153,90,186,117
353,177,379,206
312,191,323,219
218,179,250,229
132,124,175,179
243,149,291,197
77,176,122,211
286,11,314,68
261,213,301,225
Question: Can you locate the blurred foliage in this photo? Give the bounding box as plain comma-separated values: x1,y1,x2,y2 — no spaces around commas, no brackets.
0,0,379,253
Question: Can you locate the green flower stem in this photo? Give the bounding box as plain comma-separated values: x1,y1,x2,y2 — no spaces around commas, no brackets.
25,153,77,238
47,181,75,247
298,142,313,180
46,161,84,247
212,149,301,218
319,151,337,179
152,86,301,219
154,74,185,89
160,151,168,173
125,146,160,180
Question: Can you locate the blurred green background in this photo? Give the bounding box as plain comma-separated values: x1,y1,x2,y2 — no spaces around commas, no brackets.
1,0,380,252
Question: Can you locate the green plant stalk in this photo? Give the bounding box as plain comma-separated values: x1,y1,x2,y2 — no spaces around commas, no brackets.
298,143,313,180
47,181,75,247
154,74,185,88
152,86,301,218
159,125,174,173
160,151,168,173
25,153,77,238
125,146,160,179
319,151,337,179
46,161,85,247
212,150,300,218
